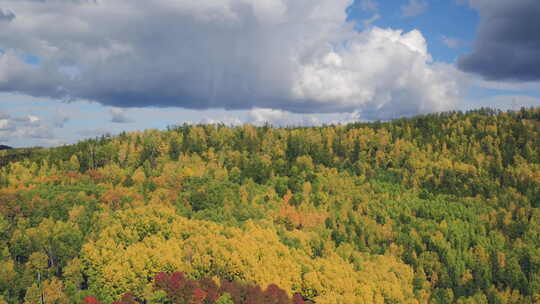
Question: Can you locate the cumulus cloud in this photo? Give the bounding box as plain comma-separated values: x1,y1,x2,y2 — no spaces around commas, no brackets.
109,108,133,123
0,113,55,145
248,108,322,126
0,0,462,119
199,116,243,126
248,108,292,126
0,9,15,22
292,28,463,119
401,0,428,18
458,0,540,81
0,118,14,132
461,94,540,111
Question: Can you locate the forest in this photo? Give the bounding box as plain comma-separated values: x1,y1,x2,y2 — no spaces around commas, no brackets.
0,107,539,304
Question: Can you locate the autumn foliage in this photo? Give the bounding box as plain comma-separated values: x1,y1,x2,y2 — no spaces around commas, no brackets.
0,108,540,304
85,272,308,304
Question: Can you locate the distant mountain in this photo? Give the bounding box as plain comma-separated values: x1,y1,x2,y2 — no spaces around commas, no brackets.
0,145,12,150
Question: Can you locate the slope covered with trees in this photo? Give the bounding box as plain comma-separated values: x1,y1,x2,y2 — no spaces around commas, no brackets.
0,108,539,304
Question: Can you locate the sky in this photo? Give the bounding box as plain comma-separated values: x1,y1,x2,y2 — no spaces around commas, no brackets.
0,0,540,147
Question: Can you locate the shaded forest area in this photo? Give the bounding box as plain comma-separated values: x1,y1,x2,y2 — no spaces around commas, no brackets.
0,107,539,304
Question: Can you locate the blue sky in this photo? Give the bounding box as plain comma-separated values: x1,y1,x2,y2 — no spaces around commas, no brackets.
347,0,479,63
1,0,539,147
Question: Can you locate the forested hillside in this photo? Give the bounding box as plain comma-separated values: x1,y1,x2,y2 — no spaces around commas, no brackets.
0,108,539,304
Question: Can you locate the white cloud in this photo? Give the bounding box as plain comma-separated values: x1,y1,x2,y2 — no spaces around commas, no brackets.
27,115,40,124
291,28,462,119
0,113,55,146
248,108,323,126
199,116,243,126
401,0,428,17
248,108,291,126
0,119,13,131
0,0,462,119
468,74,540,92
460,95,540,111
109,107,133,123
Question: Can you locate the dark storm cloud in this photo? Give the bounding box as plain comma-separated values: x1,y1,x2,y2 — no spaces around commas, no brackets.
458,0,540,81
0,0,462,119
